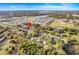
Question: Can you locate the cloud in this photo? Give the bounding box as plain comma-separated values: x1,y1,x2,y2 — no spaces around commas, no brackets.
39,3,76,10
41,5,61,9
8,4,79,10
8,5,27,9
9,6,17,9
31,3,73,10
0,3,78,10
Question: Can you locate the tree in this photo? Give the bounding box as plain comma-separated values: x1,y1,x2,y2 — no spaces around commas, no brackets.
5,44,15,54
18,40,41,55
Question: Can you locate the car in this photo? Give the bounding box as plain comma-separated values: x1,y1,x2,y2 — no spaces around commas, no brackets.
0,35,5,42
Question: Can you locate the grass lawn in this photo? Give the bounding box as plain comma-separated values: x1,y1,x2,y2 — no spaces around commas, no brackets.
50,20,75,29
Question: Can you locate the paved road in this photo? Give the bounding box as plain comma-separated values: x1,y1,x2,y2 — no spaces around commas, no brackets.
0,28,9,42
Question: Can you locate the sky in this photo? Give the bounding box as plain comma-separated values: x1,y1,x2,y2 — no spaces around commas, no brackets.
0,3,79,10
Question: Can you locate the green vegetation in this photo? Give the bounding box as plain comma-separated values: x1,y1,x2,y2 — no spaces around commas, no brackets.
0,14,79,55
